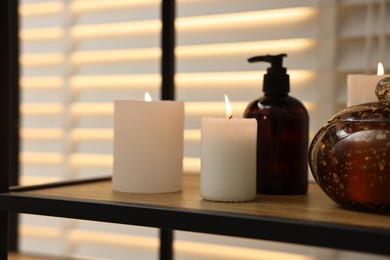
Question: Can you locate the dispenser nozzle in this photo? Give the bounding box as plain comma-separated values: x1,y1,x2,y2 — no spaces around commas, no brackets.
248,54,290,95
248,54,287,72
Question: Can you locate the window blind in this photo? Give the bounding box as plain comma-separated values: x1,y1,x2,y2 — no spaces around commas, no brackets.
19,0,390,259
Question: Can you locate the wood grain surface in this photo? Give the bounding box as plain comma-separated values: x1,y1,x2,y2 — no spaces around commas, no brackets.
18,175,390,231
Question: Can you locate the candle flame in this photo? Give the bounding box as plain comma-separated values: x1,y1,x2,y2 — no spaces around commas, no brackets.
144,92,152,102
377,62,384,76
224,94,233,119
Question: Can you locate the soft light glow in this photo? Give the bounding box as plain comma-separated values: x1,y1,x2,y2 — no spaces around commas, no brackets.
21,128,64,139
20,152,64,164
71,48,160,64
377,62,385,75
71,0,159,13
71,7,313,39
20,225,62,238
70,129,201,142
177,71,259,84
177,39,313,58
175,240,314,260
20,28,64,41
21,53,64,66
21,104,63,115
69,71,312,90
184,157,200,174
302,101,314,112
178,7,314,29
224,94,233,119
19,2,64,16
144,92,152,102
21,77,64,89
60,224,314,260
71,20,160,39
71,103,112,115
20,176,62,186
69,101,313,117
184,129,200,142
176,70,314,88
69,230,159,249
70,154,112,167
71,75,160,89
70,39,311,64
71,129,112,140
19,155,216,178
185,102,247,117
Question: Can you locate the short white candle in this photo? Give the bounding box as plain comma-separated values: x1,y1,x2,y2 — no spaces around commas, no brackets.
347,63,388,106
112,95,184,193
200,95,257,202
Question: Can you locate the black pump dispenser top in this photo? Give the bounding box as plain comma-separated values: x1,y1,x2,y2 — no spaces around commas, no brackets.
248,53,290,95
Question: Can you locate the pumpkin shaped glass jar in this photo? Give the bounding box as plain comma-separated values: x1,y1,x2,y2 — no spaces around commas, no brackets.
309,77,390,212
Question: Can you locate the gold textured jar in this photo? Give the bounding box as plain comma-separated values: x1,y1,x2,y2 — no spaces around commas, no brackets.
309,77,390,212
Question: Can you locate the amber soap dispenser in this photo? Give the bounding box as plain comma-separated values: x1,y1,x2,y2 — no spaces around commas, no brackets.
243,54,309,194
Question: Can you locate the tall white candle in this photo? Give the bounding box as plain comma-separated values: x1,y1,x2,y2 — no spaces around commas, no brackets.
112,97,184,193
200,95,257,202
347,63,388,106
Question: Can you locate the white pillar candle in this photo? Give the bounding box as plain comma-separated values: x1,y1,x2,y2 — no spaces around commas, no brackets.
113,98,184,193
200,95,257,202
347,63,388,106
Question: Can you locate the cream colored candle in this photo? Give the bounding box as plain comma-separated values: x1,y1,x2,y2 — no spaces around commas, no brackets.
347,63,388,106
113,96,184,193
200,95,257,202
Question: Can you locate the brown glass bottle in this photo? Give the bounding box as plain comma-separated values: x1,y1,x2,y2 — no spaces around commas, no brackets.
244,94,308,194
243,54,308,194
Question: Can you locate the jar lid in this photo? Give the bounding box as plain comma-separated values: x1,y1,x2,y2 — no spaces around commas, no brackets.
329,77,390,123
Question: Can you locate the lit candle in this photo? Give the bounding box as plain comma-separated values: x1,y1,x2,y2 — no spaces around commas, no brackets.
200,95,257,202
112,93,184,193
347,63,389,106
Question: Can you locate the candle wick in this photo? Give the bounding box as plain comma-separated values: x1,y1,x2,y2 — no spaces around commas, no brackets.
228,115,235,119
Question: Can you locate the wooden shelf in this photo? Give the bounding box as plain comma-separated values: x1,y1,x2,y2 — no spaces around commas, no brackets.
1,175,389,256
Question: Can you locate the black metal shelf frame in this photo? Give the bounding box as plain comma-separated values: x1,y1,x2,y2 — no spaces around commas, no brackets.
1,0,20,257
